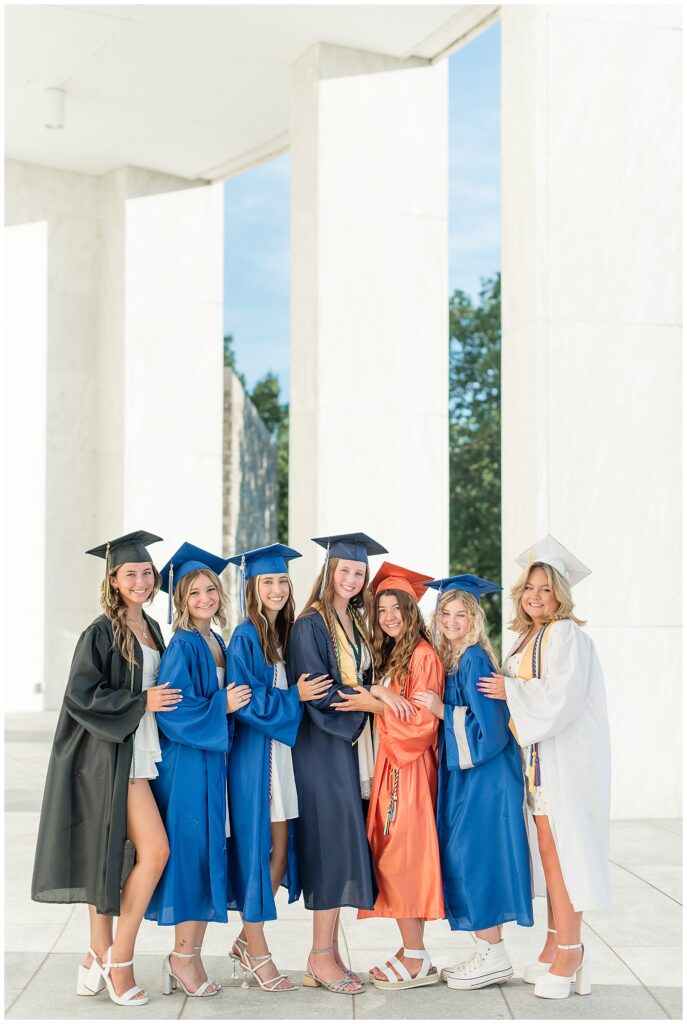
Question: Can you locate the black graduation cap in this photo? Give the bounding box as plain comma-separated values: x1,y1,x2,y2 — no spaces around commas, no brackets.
86,530,163,567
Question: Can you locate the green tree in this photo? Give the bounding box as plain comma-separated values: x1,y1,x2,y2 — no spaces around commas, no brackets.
449,273,501,650
223,333,246,389
249,373,289,544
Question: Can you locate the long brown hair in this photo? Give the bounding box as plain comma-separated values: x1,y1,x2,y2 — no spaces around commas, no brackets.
299,556,373,655
431,589,498,673
100,562,162,665
508,561,585,634
371,588,431,686
246,574,295,666
172,568,229,633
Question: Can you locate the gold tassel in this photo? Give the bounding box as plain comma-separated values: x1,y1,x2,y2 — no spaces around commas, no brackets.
104,542,111,602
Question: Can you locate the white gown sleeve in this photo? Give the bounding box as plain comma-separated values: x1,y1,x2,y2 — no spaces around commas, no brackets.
504,620,591,746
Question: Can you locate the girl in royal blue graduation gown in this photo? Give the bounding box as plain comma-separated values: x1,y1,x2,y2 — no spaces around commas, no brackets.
225,545,331,993
146,544,252,998
413,576,532,991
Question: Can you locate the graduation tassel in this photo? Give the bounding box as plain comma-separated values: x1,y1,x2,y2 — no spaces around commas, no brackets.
167,563,174,625
239,555,247,619
383,768,399,836
319,541,330,600
104,542,111,603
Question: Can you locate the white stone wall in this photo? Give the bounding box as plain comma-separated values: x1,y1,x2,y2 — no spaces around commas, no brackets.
501,5,682,818
289,44,449,607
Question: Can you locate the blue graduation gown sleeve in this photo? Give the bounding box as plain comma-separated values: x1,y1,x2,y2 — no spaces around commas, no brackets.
156,637,232,752
228,630,302,744
443,646,510,770
286,613,366,742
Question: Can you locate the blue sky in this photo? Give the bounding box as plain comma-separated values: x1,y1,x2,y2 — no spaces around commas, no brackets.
224,20,500,398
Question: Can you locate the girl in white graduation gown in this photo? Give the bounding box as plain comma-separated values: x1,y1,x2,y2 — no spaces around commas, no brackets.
477,535,611,1002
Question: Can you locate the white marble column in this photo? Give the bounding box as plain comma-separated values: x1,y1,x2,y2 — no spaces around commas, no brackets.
501,5,682,818
289,44,449,604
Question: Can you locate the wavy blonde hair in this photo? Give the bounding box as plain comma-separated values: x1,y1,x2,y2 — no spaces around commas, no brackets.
371,589,431,687
509,561,585,634
300,556,373,654
246,574,295,666
100,562,162,665
431,590,498,673
172,568,229,633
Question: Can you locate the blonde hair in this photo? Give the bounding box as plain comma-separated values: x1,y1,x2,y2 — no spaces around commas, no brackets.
431,590,498,673
371,588,431,688
246,574,295,666
508,561,585,634
300,556,373,654
100,562,162,665
172,568,229,633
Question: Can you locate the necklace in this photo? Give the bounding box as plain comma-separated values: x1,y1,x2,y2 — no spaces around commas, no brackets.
127,618,149,640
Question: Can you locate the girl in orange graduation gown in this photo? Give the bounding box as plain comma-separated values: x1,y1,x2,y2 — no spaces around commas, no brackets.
358,563,445,989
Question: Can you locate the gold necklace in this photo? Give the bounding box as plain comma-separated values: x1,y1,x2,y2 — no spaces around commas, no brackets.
127,618,149,640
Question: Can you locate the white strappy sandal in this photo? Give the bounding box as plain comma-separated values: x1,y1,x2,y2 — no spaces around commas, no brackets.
194,946,221,993
523,927,557,984
240,949,297,992
98,947,149,1007
76,947,105,996
371,947,439,990
162,949,219,997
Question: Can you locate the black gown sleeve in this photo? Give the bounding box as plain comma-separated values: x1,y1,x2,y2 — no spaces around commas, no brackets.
63,623,147,743
287,614,366,742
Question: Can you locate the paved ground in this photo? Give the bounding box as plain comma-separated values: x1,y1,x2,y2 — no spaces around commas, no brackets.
4,711,683,1019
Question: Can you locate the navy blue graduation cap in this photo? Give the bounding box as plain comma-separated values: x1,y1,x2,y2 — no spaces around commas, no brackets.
86,530,162,601
312,532,387,598
227,543,302,618
423,574,502,645
159,542,230,624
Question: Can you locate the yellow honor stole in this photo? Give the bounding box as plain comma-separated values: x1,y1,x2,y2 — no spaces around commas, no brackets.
509,623,552,791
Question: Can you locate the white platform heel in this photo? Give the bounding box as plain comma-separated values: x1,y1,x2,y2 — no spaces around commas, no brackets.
534,942,590,999
523,927,556,984
76,948,105,996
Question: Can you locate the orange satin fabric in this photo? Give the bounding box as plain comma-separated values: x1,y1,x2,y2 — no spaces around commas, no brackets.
358,639,445,921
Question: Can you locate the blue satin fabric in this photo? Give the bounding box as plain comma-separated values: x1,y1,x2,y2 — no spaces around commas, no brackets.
146,629,233,925
226,620,302,922
438,644,533,931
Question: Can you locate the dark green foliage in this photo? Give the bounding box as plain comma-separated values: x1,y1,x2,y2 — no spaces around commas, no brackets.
223,334,247,389
449,273,502,651
249,373,289,543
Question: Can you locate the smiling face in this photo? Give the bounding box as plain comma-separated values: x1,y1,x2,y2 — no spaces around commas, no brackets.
440,595,471,646
377,592,404,639
521,565,561,626
111,562,155,608
257,573,291,618
332,559,367,603
186,572,220,627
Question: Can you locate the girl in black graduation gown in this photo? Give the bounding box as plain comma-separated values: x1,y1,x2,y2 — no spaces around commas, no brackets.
31,531,181,1007
287,532,402,995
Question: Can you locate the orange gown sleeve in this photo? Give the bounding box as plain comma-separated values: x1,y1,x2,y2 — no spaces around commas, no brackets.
379,645,445,769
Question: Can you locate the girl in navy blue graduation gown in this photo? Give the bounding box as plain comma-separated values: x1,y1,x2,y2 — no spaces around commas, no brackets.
146,543,252,998
224,544,331,993
413,575,532,991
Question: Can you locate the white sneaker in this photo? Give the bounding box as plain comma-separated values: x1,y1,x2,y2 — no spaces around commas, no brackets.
445,938,513,990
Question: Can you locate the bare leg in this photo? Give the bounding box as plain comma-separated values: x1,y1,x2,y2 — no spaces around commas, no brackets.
475,926,502,944
169,921,219,994
309,909,360,992
371,918,431,982
534,816,583,977
83,906,113,968
538,893,558,962
107,780,169,999
192,922,220,993
231,820,289,957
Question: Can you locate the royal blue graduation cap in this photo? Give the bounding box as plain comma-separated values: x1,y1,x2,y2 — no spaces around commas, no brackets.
227,543,302,618
424,574,502,645
159,542,230,623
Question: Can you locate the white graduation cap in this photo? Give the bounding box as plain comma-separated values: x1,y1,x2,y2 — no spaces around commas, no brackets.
516,534,591,587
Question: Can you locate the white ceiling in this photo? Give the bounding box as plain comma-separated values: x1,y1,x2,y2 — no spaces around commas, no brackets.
4,3,489,180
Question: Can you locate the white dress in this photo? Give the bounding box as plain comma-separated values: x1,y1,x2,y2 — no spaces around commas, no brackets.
130,645,162,780
216,665,231,838
503,619,612,912
270,662,299,822
503,649,548,815
354,644,375,799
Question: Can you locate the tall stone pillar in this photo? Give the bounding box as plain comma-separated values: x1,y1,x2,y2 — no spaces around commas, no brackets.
501,5,681,817
289,44,449,604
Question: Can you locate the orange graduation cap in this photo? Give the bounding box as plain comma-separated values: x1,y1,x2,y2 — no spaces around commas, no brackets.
370,561,433,602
